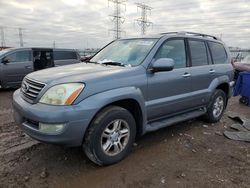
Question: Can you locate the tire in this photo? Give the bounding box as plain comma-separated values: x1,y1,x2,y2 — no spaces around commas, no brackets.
239,96,249,105
204,89,227,123
83,106,136,166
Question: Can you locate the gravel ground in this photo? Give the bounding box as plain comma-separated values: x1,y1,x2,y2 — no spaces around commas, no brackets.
0,89,249,188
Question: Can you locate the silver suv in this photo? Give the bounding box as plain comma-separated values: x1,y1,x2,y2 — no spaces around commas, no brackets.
13,32,234,165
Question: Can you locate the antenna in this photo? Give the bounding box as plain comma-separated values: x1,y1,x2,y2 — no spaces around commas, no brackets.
108,0,127,39
135,3,153,35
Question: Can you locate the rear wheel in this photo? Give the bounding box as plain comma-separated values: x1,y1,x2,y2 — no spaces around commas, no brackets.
83,106,136,166
204,89,227,123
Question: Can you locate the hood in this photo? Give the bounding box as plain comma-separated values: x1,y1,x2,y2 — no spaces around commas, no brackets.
27,63,127,84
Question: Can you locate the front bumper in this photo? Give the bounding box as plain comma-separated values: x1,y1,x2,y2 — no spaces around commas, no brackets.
13,89,96,147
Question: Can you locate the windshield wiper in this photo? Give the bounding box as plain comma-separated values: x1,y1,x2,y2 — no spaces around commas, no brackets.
100,61,125,67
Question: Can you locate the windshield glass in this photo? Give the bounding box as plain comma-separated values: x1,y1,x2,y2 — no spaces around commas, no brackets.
90,39,157,66
0,49,12,57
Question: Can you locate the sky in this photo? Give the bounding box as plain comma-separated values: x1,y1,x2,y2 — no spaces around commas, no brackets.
0,0,249,49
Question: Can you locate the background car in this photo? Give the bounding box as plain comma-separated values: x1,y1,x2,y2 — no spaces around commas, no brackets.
0,48,81,89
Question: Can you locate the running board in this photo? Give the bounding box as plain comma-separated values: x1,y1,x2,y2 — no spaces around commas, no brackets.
145,108,207,132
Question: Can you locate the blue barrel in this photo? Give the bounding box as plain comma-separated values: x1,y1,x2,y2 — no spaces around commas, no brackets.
234,72,250,106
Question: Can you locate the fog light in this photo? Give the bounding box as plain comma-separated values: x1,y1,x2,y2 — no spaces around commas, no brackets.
39,123,66,134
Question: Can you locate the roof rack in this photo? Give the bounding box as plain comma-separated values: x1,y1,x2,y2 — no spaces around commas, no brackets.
160,31,219,40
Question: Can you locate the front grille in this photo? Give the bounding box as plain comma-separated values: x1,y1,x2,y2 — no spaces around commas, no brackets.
21,77,46,101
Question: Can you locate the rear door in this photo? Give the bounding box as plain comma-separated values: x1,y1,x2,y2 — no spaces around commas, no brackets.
188,39,213,107
147,38,193,120
53,50,80,66
207,41,230,81
2,49,32,87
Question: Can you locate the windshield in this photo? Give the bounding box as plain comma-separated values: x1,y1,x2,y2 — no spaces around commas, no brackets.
0,49,12,57
90,39,157,66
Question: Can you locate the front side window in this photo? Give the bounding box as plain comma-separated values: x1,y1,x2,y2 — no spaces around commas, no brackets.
90,39,157,66
208,42,227,64
189,40,208,67
155,39,186,69
5,50,31,62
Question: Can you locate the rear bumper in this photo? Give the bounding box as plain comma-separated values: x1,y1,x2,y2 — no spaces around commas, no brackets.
229,81,235,97
13,89,97,147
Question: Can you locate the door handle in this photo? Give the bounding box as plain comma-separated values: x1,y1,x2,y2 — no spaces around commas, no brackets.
182,73,191,78
209,69,215,74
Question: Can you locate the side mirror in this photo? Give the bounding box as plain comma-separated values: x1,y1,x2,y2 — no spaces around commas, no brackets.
2,57,10,64
151,58,174,72
81,55,93,62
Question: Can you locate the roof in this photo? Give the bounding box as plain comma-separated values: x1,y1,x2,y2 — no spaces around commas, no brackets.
1,47,78,51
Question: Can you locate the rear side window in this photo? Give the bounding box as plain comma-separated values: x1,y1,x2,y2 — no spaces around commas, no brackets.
54,51,77,60
155,39,186,69
5,50,31,62
208,42,227,64
189,40,208,67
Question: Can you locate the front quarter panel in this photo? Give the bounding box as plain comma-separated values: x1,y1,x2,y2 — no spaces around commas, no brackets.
77,86,147,134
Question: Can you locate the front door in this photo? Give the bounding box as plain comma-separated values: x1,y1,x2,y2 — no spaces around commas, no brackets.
147,38,193,121
2,49,33,87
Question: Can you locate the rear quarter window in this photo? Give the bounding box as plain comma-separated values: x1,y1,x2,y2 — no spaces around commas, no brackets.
54,51,77,60
208,42,227,64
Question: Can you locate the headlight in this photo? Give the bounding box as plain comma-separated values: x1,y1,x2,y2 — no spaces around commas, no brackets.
39,83,85,105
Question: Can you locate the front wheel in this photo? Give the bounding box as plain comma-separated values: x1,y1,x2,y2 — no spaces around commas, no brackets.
83,106,136,166
204,89,227,123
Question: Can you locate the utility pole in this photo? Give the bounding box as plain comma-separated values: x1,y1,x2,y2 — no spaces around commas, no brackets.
53,40,56,48
18,28,24,47
108,0,127,40
0,26,6,48
135,3,153,36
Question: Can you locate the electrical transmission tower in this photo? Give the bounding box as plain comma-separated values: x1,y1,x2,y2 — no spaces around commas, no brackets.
0,26,6,48
18,28,24,47
108,0,127,40
135,3,153,35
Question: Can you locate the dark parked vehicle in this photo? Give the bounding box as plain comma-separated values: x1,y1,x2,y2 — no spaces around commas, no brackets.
0,48,81,88
13,32,234,165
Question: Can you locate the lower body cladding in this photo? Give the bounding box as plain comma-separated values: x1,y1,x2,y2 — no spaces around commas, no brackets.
13,89,97,147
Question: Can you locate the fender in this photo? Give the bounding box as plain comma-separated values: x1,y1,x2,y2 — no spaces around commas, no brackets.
208,75,230,94
77,86,147,134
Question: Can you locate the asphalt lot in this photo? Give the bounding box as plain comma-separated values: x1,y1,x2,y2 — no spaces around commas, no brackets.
0,89,249,188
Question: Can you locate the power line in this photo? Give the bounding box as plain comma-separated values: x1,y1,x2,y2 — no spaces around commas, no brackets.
108,0,127,39
142,0,248,10
135,2,153,35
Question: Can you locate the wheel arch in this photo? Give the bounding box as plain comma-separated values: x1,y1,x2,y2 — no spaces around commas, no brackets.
216,82,230,97
80,87,147,144
209,75,231,97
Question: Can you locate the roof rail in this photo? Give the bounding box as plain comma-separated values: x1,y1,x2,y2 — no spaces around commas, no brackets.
160,31,219,40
